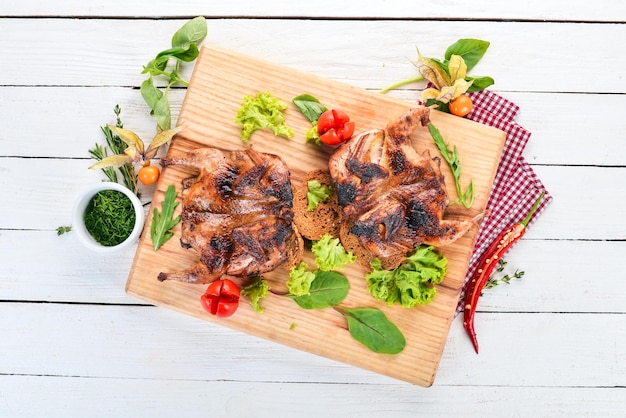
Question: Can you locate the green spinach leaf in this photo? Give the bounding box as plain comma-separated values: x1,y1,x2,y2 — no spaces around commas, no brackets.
290,270,350,309
338,307,406,354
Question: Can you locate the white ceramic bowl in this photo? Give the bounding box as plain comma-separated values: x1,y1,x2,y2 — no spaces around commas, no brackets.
72,182,145,253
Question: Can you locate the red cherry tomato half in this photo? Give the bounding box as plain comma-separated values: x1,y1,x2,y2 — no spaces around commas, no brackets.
200,278,241,318
317,109,355,146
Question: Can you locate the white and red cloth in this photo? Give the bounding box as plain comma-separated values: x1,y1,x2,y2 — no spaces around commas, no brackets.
449,89,552,314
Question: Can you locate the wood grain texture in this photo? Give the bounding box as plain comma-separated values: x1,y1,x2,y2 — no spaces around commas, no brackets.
125,45,506,386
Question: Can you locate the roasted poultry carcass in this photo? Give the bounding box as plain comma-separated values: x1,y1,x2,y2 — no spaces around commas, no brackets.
157,147,303,284
328,107,477,262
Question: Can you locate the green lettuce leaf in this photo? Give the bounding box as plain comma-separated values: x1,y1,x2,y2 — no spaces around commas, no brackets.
311,233,356,271
365,245,447,308
287,262,316,296
234,92,294,142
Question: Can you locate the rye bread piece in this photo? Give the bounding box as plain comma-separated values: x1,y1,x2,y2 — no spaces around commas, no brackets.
292,169,342,241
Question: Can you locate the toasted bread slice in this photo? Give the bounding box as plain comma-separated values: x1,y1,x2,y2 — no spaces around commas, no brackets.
293,169,342,241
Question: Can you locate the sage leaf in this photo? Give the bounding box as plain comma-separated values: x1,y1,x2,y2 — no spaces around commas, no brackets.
339,308,406,354
444,39,490,72
171,16,208,49
290,270,350,309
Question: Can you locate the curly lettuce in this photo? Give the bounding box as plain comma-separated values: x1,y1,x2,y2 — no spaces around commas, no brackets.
365,245,447,308
241,276,270,313
287,262,316,296
306,180,333,211
311,233,356,271
234,91,294,142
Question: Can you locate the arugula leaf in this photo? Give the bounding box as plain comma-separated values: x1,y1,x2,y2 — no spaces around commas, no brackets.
306,180,333,211
428,123,475,209
337,307,406,354
290,270,350,310
150,184,181,251
311,233,356,271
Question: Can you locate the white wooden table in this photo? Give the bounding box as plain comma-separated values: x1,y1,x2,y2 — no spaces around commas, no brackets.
2,2,625,416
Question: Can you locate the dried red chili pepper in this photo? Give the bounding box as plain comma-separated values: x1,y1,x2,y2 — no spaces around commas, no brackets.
463,191,545,354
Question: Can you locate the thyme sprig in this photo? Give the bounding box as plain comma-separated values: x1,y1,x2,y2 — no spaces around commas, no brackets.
484,260,525,290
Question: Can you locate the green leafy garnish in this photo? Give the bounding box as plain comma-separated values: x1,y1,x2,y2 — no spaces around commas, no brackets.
287,262,316,296
336,307,406,354
292,93,327,123
306,180,333,211
88,105,139,196
366,245,447,308
484,259,525,290
234,91,294,142
56,226,72,236
379,38,493,96
83,189,136,246
141,16,207,132
311,233,356,271
428,123,474,209
150,184,181,251
289,270,350,310
242,276,270,313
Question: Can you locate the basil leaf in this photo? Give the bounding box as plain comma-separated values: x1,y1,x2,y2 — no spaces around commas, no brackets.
140,77,163,115
155,44,200,65
290,270,349,309
444,39,490,72
171,16,207,49
466,75,495,92
339,308,406,354
153,94,172,131
292,94,328,123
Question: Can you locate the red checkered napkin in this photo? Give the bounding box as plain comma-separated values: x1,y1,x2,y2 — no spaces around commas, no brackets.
453,89,553,315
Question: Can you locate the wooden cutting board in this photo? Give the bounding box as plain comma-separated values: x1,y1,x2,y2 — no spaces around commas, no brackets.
126,45,506,387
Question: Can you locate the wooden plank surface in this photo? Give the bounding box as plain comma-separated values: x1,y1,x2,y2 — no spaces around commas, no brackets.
125,45,505,386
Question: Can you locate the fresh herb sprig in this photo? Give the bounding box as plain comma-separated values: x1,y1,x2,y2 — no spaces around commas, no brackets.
484,260,525,290
141,16,207,132
150,184,181,251
88,105,139,196
428,123,475,208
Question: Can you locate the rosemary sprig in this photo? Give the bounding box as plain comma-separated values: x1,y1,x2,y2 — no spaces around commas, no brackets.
88,105,139,196
428,123,474,208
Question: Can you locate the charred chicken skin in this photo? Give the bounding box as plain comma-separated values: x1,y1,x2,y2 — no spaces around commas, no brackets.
328,107,476,260
157,147,303,284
